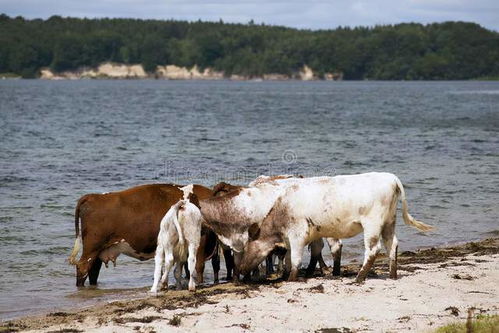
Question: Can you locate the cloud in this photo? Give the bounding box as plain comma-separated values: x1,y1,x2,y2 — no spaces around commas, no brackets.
1,0,497,31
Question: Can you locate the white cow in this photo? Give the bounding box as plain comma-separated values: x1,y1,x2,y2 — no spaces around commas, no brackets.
150,185,203,293
249,175,344,277
247,175,342,276
239,172,434,283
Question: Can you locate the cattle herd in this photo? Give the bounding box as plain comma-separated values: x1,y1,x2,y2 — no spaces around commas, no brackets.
67,172,434,293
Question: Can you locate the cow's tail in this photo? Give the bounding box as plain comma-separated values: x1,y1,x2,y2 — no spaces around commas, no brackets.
68,196,86,265
395,177,434,232
172,200,187,260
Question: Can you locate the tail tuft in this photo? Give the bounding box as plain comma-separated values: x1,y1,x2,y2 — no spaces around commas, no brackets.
395,176,434,232
69,197,86,265
68,235,81,265
402,209,434,232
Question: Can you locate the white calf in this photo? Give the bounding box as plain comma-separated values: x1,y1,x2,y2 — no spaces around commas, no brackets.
150,196,203,293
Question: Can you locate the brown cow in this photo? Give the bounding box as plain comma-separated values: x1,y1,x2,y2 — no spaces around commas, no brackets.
68,184,217,286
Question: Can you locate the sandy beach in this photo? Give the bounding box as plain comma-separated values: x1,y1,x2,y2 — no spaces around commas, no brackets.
2,238,498,333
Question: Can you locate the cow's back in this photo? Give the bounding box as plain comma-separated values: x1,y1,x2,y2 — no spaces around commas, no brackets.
273,173,399,238
79,184,212,255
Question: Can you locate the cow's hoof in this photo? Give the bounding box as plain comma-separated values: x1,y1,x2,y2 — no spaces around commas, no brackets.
322,266,334,275
351,278,365,285
287,271,299,282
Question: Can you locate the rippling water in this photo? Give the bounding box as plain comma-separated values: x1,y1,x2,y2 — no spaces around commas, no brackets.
0,80,498,320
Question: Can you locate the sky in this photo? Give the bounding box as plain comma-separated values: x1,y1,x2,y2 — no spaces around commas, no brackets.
1,0,498,31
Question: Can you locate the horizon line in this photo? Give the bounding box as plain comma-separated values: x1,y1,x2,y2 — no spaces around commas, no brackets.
2,13,497,33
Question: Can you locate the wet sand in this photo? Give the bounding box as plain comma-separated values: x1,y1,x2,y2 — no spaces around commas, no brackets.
2,238,498,332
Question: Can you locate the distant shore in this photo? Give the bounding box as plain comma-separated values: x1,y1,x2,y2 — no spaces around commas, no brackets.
0,63,343,81
3,72,499,81
2,238,497,332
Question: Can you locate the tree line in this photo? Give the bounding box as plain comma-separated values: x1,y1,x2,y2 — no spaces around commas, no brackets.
1,14,498,79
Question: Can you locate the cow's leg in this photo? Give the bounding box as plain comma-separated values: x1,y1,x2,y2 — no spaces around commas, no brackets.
251,266,260,279
277,253,285,275
283,243,292,279
211,250,220,284
288,238,305,281
187,244,198,291
195,250,205,284
356,230,382,283
306,239,323,277
266,252,274,276
75,234,103,287
306,254,318,277
76,262,90,287
150,244,165,293
223,248,234,280
195,233,207,284
76,250,99,287
326,238,343,276
232,251,242,282
318,253,327,270
174,261,183,290
88,257,102,285
382,222,398,279
160,251,174,291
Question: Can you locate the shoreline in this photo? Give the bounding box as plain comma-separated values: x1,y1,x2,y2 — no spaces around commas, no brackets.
1,238,498,332
2,76,499,82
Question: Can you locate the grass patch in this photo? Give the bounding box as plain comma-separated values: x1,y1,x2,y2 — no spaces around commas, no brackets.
435,314,499,333
168,315,181,326
113,316,161,324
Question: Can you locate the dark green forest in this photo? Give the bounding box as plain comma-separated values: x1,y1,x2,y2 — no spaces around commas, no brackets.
1,14,498,79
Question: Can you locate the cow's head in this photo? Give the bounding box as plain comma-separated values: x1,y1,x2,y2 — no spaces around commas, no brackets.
212,182,243,197
239,223,281,275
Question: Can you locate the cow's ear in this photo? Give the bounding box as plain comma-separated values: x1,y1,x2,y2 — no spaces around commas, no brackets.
212,182,227,196
248,223,260,240
188,193,200,208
